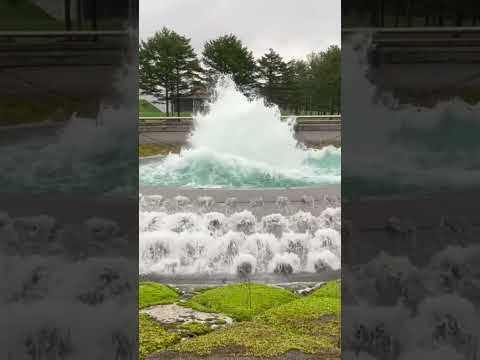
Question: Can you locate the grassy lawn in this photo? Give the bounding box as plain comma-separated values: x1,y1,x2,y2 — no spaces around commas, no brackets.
310,280,341,299
174,281,341,358
140,99,192,117
139,314,180,360
139,282,180,309
139,144,182,157
138,281,340,359
183,283,298,321
140,99,162,117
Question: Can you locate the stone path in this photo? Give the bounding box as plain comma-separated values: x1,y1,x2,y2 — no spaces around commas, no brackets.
141,304,233,327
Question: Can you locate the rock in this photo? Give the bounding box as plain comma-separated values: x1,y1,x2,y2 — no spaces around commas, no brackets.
140,304,234,326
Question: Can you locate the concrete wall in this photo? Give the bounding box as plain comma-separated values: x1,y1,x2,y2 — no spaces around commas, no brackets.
139,128,341,147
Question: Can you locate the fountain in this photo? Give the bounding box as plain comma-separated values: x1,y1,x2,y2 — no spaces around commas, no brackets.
139,195,340,277
139,77,340,189
139,77,341,280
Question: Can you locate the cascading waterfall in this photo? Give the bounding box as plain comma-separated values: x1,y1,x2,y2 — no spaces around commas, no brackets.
139,195,341,276
139,77,341,188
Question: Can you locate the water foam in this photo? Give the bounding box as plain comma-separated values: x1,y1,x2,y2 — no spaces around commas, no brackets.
139,77,340,188
139,205,341,276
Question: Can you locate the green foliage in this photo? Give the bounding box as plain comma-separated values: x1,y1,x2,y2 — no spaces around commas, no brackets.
279,46,341,115
308,45,341,114
139,314,180,360
173,322,336,357
139,282,180,309
256,290,340,336
202,34,258,94
310,280,341,299
177,322,213,337
174,281,341,357
139,28,203,116
139,28,340,115
183,283,298,321
257,48,287,106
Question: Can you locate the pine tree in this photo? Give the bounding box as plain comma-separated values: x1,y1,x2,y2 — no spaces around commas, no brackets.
139,27,203,116
257,48,286,105
202,34,257,96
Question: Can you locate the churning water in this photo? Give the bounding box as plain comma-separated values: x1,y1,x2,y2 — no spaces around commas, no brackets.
139,194,341,276
139,77,341,188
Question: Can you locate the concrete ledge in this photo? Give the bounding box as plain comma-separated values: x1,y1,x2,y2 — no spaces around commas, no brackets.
140,185,340,217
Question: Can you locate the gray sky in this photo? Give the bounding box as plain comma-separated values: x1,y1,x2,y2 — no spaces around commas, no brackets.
140,0,340,61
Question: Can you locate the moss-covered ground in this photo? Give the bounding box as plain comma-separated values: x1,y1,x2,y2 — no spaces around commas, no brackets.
138,281,340,359
139,282,180,309
139,314,180,360
182,283,298,321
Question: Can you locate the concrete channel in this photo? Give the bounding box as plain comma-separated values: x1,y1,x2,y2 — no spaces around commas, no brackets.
139,115,341,147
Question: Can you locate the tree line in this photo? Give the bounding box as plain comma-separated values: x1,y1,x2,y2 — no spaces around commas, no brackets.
139,27,340,116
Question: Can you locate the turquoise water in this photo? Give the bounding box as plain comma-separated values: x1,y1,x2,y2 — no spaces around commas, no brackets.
139,77,341,189
139,146,341,188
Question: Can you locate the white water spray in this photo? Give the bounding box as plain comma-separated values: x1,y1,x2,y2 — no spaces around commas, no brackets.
190,77,307,169
139,77,341,188
139,200,341,276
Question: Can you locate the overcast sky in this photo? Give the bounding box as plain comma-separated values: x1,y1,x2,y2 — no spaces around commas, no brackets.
139,0,340,61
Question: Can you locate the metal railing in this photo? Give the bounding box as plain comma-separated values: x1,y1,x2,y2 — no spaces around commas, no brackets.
139,115,341,123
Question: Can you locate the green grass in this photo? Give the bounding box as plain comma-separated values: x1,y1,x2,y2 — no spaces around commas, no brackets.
173,322,334,357
177,322,213,337
140,99,162,117
255,291,340,336
139,144,182,157
139,282,180,309
139,314,180,360
183,283,298,321
174,281,341,357
310,281,341,299
138,281,340,358
139,99,192,117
